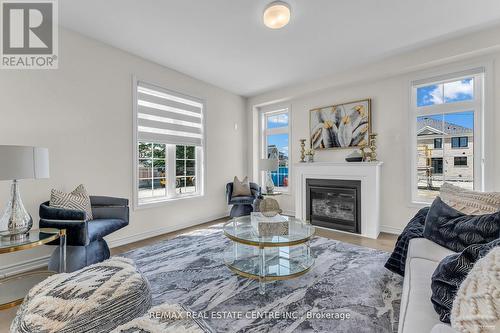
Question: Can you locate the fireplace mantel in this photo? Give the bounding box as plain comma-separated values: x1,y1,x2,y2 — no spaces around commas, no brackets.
294,161,383,239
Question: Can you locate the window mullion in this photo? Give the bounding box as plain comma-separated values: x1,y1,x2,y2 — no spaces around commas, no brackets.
167,145,176,198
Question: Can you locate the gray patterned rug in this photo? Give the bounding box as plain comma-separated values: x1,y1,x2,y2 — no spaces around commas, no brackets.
119,224,402,333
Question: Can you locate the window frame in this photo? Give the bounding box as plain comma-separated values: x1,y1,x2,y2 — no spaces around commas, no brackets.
451,136,468,148
259,105,291,193
454,156,468,167
133,77,206,209
433,138,442,149
409,69,484,205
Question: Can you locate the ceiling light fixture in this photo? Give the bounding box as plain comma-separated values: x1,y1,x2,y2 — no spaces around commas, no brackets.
263,1,291,29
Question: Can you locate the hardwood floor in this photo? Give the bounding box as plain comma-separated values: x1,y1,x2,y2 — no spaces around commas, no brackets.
0,217,398,332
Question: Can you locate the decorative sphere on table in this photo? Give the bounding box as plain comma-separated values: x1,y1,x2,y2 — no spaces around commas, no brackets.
259,198,282,217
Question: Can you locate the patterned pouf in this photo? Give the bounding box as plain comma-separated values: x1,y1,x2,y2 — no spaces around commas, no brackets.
11,257,152,333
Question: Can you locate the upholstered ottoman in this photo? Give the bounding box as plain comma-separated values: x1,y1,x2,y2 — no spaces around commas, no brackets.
11,257,152,333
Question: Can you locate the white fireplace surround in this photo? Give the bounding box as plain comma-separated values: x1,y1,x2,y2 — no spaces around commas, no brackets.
294,161,383,239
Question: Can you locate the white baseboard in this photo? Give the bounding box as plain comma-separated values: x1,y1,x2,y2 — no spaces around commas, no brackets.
380,225,402,235
0,255,52,279
0,211,229,278
107,212,229,248
282,210,295,216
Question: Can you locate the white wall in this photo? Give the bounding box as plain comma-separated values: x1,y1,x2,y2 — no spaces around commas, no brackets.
0,29,247,275
247,26,500,234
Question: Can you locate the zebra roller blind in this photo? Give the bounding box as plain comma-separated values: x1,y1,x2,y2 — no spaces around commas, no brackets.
136,81,204,146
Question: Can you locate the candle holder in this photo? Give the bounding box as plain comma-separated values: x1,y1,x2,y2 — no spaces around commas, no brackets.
299,139,306,162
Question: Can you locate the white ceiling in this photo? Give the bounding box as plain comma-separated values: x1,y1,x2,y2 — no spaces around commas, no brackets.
60,0,500,97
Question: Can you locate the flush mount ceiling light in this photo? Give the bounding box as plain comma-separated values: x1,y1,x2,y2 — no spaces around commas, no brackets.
263,1,291,29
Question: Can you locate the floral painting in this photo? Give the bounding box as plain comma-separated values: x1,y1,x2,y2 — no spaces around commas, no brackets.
310,99,371,149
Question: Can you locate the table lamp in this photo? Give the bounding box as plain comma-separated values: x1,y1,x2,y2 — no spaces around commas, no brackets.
259,158,279,194
0,145,49,238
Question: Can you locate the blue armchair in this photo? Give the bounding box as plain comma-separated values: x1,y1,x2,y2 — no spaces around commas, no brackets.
39,196,129,272
226,182,261,217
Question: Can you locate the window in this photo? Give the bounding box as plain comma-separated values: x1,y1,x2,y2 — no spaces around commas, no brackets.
454,156,467,166
433,138,442,149
261,108,289,190
138,143,167,199
431,158,443,174
176,145,196,194
134,80,204,206
412,70,483,203
451,137,468,148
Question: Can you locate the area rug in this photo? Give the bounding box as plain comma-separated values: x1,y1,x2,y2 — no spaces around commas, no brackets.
119,224,402,333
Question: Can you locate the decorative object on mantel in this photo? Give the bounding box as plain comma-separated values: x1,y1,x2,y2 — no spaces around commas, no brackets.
360,133,378,161
259,198,283,217
259,158,279,194
0,145,49,238
345,150,364,162
310,99,371,150
305,148,315,162
368,133,378,161
299,139,306,162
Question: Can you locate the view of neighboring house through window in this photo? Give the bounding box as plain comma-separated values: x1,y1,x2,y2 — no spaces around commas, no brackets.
134,80,204,206
413,71,482,202
262,108,289,190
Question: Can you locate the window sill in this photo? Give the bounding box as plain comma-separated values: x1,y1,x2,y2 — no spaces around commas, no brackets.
136,193,204,210
408,199,432,208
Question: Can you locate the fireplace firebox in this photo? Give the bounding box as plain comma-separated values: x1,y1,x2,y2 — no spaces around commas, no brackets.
306,179,361,234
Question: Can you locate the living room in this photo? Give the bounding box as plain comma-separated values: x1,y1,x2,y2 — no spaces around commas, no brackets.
0,1,499,332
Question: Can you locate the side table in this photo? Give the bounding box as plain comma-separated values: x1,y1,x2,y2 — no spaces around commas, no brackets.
0,228,66,310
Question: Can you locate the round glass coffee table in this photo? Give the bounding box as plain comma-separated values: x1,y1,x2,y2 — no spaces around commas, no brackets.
223,215,315,294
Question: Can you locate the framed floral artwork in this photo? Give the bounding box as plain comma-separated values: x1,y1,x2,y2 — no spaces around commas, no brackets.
310,99,371,149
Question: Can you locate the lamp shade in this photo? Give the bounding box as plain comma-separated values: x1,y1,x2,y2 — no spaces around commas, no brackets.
0,145,49,180
259,158,279,172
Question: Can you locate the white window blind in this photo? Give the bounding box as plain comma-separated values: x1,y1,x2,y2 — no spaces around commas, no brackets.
136,81,204,147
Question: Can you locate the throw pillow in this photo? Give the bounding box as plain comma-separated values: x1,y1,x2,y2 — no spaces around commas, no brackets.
424,197,500,252
451,246,500,333
11,257,152,333
232,176,252,197
50,184,93,221
440,182,500,215
431,239,500,323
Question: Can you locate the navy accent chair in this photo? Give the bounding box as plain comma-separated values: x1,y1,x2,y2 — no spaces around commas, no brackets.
226,182,261,217
39,196,129,272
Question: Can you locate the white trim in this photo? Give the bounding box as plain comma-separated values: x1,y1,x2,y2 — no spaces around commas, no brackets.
407,62,491,205
379,225,402,235
258,104,291,193
132,76,207,210
0,255,52,279
106,211,228,248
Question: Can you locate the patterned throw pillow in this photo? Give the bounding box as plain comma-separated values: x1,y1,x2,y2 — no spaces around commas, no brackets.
431,239,500,323
424,197,500,252
440,182,500,215
11,257,152,333
232,176,252,197
451,246,500,333
50,184,93,221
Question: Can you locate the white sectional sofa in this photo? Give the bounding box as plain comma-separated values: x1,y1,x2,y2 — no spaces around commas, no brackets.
398,238,461,333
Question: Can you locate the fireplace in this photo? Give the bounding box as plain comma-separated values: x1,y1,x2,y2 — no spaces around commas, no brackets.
306,179,361,234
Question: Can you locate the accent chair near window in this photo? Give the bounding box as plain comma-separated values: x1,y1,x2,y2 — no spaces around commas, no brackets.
39,196,129,272
226,181,261,217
